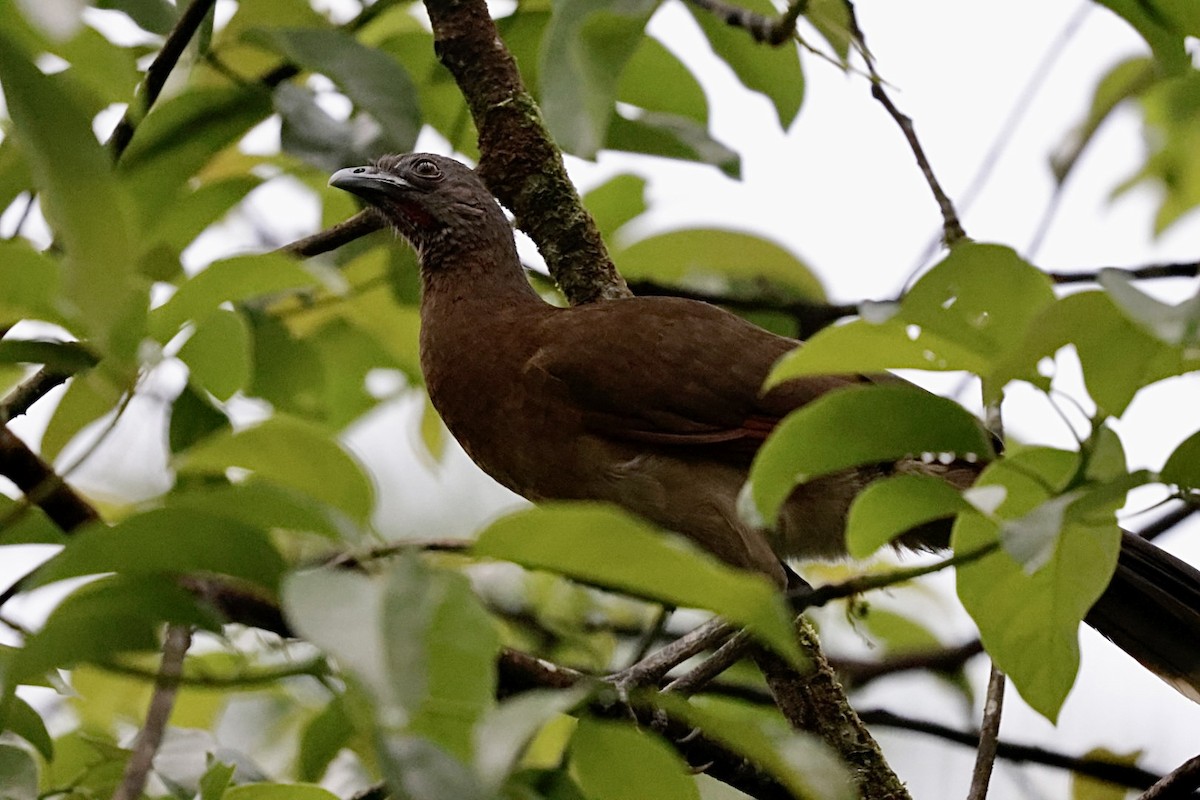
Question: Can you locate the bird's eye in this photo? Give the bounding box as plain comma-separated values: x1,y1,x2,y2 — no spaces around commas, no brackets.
412,159,442,180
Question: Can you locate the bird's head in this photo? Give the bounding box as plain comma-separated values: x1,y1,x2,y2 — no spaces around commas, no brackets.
329,153,511,259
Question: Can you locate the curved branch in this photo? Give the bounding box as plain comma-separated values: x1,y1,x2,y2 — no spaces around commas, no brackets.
684,0,809,45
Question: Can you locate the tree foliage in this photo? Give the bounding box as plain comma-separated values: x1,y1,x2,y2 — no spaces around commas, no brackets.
0,0,1198,798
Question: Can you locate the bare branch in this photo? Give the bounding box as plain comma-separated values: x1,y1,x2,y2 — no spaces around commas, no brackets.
967,665,1006,800
1050,261,1200,284
1138,754,1200,800
610,618,735,690
108,0,219,159
0,426,99,533
683,0,809,46
276,209,385,259
1,367,71,423
664,630,751,695
111,625,193,800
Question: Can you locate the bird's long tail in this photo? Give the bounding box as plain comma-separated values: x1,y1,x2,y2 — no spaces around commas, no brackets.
1086,531,1200,701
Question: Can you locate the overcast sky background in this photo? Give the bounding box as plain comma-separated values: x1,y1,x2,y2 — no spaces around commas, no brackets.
5,0,1200,797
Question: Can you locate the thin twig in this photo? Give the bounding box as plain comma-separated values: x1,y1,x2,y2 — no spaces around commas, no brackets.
0,368,72,423
968,665,1007,799
684,0,809,46
1139,754,1200,800
111,624,193,800
108,0,219,159
663,630,751,694
1138,503,1199,543
609,618,735,689
845,2,965,247
1049,262,1200,284
276,209,385,259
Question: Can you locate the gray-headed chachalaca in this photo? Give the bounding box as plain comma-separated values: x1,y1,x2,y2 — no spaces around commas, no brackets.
330,152,1200,700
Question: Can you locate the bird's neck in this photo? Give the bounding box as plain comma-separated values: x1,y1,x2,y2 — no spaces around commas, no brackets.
417,219,542,308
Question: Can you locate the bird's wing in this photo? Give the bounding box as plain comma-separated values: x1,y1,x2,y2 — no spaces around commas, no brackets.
527,296,885,462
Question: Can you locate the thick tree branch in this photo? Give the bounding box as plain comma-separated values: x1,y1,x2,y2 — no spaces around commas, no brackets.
111,625,193,800
107,0,218,159
422,0,629,304
0,426,99,533
684,0,809,45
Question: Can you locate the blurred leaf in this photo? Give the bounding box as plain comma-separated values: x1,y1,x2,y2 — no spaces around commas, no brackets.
168,382,233,454
13,575,219,683
475,503,802,666
0,743,37,800
750,384,993,523
27,507,286,592
618,36,707,123
274,83,382,172
12,0,85,40
96,0,179,35
224,784,340,800
767,319,989,386
0,31,136,352
1091,0,1190,74
39,733,128,799
655,694,853,800
165,481,351,540
6,695,53,759
284,556,499,758
177,309,252,401
177,415,375,523
247,312,328,416
845,474,969,558
55,25,143,105
119,85,272,222
298,695,355,782
1098,267,1200,347
151,253,320,341
309,319,401,428
606,111,740,177
954,448,1123,721
199,760,237,800
0,138,33,216
1051,57,1156,183
41,370,124,461
0,340,96,373
475,689,588,790
1071,748,1144,800
247,27,421,154
148,176,262,254
378,735,485,800
804,0,853,63
0,496,67,545
583,173,647,242
686,0,804,128
570,718,699,800
861,608,942,654
1162,429,1200,492
418,393,447,464
615,228,823,300
539,0,659,157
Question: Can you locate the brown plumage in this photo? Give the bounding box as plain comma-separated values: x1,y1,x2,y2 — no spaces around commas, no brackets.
330,152,1200,699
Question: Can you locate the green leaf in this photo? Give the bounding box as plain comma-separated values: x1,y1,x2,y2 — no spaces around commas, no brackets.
164,481,351,541
804,0,853,64
583,174,647,242
247,27,421,153
570,718,699,800
26,507,286,592
299,696,355,782
1162,429,1200,492
150,253,320,341
177,309,252,401
0,31,136,352
845,474,969,558
168,383,233,454
615,228,824,300
96,0,179,34
654,694,853,800
474,503,802,666
6,695,53,759
284,556,499,758
0,340,97,373
148,176,262,254
0,496,67,545
539,0,660,157
0,744,37,800
118,86,273,223
274,83,378,172
378,735,485,800
901,243,1056,369
40,370,124,461
223,784,341,800
749,384,993,523
685,0,804,128
0,240,63,328
605,111,740,177
617,36,707,123
198,760,237,800
177,415,375,523
1091,0,1190,74
767,319,990,387
1098,267,1200,347
474,688,589,789
309,319,401,429
13,575,219,683
954,448,1123,721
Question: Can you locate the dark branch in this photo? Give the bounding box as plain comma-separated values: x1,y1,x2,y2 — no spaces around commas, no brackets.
1139,754,1200,800
1050,261,1200,284
1,367,71,422
108,0,219,159
1137,503,1199,543
276,209,385,259
684,0,809,45
0,426,100,533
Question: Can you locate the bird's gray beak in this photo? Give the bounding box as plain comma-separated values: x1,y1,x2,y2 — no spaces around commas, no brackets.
328,165,413,199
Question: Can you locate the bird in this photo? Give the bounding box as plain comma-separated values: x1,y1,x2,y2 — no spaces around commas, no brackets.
330,152,1200,700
